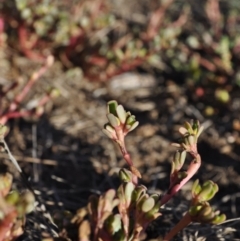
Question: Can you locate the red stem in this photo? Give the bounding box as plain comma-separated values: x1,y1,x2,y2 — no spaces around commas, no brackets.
115,126,133,166
18,24,45,61
86,53,152,82
1,110,32,120
0,209,18,241
115,126,139,184
163,212,192,241
145,0,174,41
9,56,54,112
160,154,201,206
37,94,51,107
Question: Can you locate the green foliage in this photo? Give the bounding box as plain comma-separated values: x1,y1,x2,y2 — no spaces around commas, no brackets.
103,100,139,138
189,180,225,225
71,100,226,241
0,99,227,241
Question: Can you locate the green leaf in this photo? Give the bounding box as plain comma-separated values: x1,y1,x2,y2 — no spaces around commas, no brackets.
107,113,120,127
128,121,139,132
124,182,135,205
105,189,116,202
192,120,200,134
198,181,218,201
198,205,212,218
184,121,194,134
211,214,226,224
119,168,132,182
179,127,188,136
189,205,203,216
105,124,115,133
173,150,186,170
102,129,114,139
187,135,195,145
192,179,200,196
196,125,204,138
132,185,147,202
141,197,155,213
116,105,126,124
180,150,187,165
148,194,161,214
126,115,136,125
19,191,35,214
105,214,122,234
108,100,118,115
5,190,19,205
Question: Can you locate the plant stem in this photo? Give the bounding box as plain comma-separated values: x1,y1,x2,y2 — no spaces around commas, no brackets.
160,154,201,206
0,201,18,241
9,55,54,112
163,212,192,241
115,125,139,183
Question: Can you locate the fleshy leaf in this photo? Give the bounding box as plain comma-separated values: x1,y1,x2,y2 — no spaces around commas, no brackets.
124,182,135,205
116,105,126,124
128,121,139,132
107,113,120,127
141,197,155,213
108,100,118,115
119,168,132,182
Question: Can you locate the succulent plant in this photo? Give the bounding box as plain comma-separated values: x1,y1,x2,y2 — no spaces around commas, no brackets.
0,173,35,241
189,180,226,225
103,100,141,180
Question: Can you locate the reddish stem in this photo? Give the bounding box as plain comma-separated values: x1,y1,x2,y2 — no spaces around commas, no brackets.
160,154,201,206
9,56,54,112
0,74,53,125
37,94,52,107
1,110,32,120
115,126,133,166
163,212,192,241
18,24,45,61
115,126,139,183
86,53,152,81
0,209,18,241
0,17,4,46
205,0,221,37
145,0,174,41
